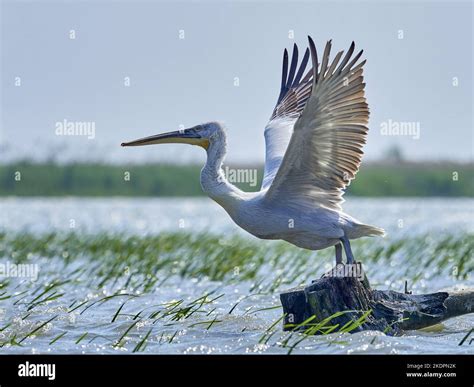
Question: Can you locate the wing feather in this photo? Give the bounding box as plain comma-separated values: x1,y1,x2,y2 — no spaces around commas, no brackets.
263,37,370,211
262,42,315,189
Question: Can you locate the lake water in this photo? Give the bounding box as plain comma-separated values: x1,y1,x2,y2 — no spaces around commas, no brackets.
1,197,473,236
0,197,473,354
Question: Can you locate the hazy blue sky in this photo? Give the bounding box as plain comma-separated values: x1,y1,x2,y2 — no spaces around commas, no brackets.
1,0,472,164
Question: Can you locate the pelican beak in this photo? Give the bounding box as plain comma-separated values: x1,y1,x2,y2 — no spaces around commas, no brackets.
121,127,209,149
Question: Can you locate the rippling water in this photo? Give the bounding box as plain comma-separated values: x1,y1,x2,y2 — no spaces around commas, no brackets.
0,197,473,354
1,197,473,236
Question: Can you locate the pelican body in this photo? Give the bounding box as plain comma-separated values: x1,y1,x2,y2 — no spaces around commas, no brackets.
122,37,384,264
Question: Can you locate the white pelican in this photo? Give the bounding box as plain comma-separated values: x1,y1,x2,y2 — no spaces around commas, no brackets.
122,36,385,265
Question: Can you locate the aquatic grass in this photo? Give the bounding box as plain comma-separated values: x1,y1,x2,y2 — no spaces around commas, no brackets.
79,293,138,315
114,320,141,348
49,332,67,345
458,328,474,346
278,310,373,354
75,332,88,344
18,315,58,344
1,232,472,288
383,317,410,334
87,335,114,345
111,301,127,323
68,299,88,313
0,334,23,348
188,318,222,330
0,323,12,332
160,292,225,321
26,291,65,311
251,305,282,314
338,310,372,334
0,293,11,301
259,314,287,344
0,230,472,353
133,327,153,353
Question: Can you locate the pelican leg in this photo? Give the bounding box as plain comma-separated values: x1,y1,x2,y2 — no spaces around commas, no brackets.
340,236,355,264
335,243,343,265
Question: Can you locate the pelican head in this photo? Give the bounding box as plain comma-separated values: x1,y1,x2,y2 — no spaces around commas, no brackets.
121,122,225,150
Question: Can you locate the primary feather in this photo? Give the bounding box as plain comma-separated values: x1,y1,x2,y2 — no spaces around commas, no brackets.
263,37,369,212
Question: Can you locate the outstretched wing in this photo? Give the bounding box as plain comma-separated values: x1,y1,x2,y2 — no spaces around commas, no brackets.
263,37,369,212
261,44,313,190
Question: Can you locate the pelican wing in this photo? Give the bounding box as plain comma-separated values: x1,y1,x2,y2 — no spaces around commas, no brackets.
261,44,313,190
264,37,369,211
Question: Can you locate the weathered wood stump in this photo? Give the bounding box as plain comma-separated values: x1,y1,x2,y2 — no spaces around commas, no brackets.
280,263,474,335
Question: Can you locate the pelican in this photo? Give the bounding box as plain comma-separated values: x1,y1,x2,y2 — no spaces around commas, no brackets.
122,36,384,265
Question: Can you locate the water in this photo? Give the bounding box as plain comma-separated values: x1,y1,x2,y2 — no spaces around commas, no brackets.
0,197,473,354
1,197,473,236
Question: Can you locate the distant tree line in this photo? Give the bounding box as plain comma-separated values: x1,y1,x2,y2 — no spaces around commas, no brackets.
0,161,472,197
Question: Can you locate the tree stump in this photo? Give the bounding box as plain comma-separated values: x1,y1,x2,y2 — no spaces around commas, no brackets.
279,263,474,335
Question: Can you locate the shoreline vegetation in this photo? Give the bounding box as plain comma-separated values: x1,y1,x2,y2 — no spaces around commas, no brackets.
0,161,472,197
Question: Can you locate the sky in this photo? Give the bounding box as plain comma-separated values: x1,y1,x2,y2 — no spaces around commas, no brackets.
1,0,473,165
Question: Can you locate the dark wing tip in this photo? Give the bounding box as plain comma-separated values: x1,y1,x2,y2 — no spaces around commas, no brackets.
282,48,289,69
277,49,290,104
307,36,319,83
286,43,299,89
292,47,310,87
